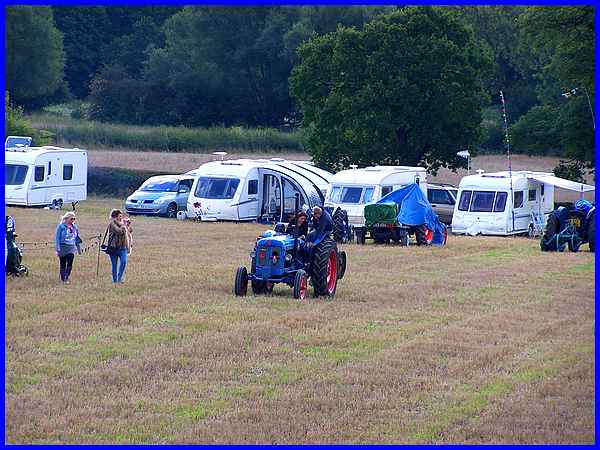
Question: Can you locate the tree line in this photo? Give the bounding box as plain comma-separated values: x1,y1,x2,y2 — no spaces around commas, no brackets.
5,6,594,176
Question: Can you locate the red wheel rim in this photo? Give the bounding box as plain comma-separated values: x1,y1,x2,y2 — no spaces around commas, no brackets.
424,228,433,243
299,275,307,300
326,251,337,294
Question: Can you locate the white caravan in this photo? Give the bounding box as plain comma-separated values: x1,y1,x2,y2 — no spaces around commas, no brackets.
323,166,428,226
451,170,595,236
186,158,333,222
5,146,88,208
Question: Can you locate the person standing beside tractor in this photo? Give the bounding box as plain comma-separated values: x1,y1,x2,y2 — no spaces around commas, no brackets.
106,209,133,283
55,211,82,283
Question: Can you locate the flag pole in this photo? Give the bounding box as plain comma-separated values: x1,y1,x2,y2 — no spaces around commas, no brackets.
500,90,515,232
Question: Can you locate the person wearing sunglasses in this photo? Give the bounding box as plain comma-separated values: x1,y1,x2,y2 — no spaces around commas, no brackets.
55,211,82,283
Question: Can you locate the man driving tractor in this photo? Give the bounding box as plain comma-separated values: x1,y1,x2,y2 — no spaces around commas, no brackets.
306,206,333,248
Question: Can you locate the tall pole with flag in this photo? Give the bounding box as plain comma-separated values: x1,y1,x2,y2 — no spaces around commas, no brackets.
499,90,515,232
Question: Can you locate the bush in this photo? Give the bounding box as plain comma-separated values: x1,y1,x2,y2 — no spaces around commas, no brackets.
87,167,170,197
5,92,55,145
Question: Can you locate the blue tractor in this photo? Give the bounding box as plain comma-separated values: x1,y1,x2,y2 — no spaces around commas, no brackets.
234,199,347,300
540,200,595,252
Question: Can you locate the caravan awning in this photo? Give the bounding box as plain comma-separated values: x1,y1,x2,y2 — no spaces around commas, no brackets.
527,174,595,192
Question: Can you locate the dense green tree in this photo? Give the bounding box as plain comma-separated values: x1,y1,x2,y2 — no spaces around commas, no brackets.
290,7,493,172
510,105,562,155
516,6,594,171
5,6,65,106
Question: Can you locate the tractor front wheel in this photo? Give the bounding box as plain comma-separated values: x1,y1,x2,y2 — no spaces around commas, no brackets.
311,238,338,298
234,266,248,296
293,270,308,300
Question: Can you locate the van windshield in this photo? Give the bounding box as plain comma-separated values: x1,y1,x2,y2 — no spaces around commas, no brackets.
140,178,179,192
5,164,28,185
195,177,240,199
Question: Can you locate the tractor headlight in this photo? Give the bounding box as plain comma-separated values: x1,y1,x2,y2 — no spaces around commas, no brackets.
285,253,292,263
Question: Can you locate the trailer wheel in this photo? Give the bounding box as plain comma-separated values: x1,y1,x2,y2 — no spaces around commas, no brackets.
234,266,248,296
588,211,595,252
337,250,346,280
293,269,308,300
311,238,338,298
415,225,431,246
355,228,366,245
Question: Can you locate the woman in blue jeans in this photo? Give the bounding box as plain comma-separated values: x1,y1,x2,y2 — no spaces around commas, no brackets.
106,209,133,283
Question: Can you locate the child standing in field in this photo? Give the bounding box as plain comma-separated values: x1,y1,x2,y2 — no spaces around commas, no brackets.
106,209,133,283
55,211,82,283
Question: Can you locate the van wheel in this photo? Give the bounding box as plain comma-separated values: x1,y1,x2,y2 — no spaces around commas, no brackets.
166,203,177,218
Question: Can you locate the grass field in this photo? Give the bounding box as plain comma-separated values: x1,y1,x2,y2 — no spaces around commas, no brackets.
5,198,594,444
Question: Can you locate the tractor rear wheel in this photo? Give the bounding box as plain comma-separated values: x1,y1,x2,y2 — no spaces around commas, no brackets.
588,211,595,252
337,251,347,280
234,266,248,296
541,211,560,251
293,270,308,300
311,238,338,297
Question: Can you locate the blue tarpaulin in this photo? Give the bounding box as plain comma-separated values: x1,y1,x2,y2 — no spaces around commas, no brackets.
377,183,447,246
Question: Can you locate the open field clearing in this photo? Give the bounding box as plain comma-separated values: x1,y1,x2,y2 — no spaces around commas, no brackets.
5,198,594,444
87,151,594,204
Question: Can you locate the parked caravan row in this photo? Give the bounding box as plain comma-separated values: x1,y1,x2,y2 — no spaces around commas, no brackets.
5,145,88,208
451,171,595,236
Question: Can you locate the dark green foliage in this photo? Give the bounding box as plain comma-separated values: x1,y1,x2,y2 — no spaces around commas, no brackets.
511,105,562,155
88,167,169,197
553,160,585,183
290,7,492,172
6,6,65,106
5,92,54,145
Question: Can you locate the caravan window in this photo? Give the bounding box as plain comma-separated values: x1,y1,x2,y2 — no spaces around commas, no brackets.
195,177,240,199
494,192,508,212
514,191,524,208
340,187,363,204
458,190,472,211
363,187,374,203
248,179,258,195
63,164,73,180
381,186,393,197
5,164,28,185
329,186,342,203
470,191,495,212
528,189,536,201
34,166,45,182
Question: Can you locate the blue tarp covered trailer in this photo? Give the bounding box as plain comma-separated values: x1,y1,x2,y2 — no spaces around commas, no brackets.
377,183,447,246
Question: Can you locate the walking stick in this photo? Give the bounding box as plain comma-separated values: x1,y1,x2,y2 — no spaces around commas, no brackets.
95,234,101,278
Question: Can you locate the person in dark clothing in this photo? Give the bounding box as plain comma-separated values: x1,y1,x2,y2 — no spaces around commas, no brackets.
306,206,333,246
55,212,82,283
287,211,309,238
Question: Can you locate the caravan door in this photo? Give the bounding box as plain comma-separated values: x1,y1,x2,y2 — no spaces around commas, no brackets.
260,171,283,222
238,170,259,220
511,189,529,232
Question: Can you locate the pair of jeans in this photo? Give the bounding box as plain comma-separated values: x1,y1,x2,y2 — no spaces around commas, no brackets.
109,248,129,283
59,253,75,282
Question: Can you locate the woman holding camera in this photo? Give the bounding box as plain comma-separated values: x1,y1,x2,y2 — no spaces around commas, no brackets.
106,209,133,283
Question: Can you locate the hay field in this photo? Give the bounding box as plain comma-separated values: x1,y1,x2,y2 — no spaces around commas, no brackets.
87,151,594,204
5,198,595,444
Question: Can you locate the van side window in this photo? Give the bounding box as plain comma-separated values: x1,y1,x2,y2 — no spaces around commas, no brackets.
528,189,536,201
514,191,524,208
63,164,73,180
248,179,258,195
494,192,507,212
381,186,393,197
34,166,45,182
428,189,452,205
458,190,472,211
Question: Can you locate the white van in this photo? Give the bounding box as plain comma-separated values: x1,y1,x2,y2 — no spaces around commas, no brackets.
451,170,595,236
323,166,428,226
186,158,333,222
5,146,88,208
